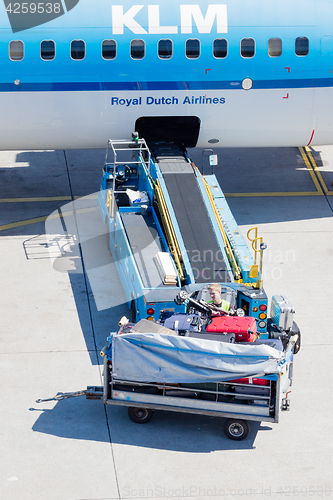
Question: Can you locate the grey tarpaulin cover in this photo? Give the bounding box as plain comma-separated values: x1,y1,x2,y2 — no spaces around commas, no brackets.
111,332,286,383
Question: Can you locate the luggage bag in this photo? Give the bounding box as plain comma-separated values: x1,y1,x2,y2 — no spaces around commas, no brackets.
206,316,257,342
270,295,295,331
230,377,270,386
180,331,236,343
163,313,203,333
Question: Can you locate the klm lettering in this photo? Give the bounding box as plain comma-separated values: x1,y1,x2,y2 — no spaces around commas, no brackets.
112,5,228,35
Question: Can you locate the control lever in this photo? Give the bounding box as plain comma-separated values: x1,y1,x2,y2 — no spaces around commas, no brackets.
174,291,219,316
174,290,245,317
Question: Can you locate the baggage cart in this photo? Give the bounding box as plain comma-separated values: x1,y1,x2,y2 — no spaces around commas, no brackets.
36,328,297,441
94,328,298,441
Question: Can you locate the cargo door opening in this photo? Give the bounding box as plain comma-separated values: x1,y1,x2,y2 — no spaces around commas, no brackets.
135,116,200,148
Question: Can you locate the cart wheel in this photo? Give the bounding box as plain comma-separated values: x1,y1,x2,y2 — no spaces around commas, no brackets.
224,419,250,440
128,407,153,424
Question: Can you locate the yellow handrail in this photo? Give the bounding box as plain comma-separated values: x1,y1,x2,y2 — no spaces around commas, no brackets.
247,227,262,265
154,180,184,281
199,171,242,281
247,227,263,287
106,189,112,216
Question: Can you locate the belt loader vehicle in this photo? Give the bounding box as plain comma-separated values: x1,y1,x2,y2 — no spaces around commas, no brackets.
36,136,300,441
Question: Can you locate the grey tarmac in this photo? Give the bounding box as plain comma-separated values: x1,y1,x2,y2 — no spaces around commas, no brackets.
1,145,332,500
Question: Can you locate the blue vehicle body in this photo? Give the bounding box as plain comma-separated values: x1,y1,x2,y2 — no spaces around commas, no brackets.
98,137,269,333
98,139,186,322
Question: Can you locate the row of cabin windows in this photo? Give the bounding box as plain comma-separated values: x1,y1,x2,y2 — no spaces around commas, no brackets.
8,37,310,61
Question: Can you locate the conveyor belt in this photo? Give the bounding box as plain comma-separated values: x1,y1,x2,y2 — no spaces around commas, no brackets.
161,169,231,284
121,212,165,288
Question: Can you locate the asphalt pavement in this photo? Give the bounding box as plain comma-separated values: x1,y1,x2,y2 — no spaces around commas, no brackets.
1,144,333,500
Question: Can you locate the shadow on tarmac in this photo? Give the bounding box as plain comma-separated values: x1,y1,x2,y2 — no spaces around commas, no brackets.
68,272,129,365
1,147,332,237
188,146,333,225
31,396,270,451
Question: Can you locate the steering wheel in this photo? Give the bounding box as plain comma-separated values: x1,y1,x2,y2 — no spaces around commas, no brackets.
116,164,133,182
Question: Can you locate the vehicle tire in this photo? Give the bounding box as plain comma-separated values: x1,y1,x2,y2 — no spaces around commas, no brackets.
224,419,250,440
291,321,301,354
131,300,136,323
128,407,154,424
293,333,301,354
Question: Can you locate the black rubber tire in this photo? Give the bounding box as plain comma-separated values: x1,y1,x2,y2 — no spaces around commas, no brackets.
224,419,250,441
291,321,301,354
293,333,301,354
128,407,154,424
131,300,136,323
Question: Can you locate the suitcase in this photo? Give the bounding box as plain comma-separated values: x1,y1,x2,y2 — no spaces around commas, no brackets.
131,319,177,336
233,384,270,398
270,295,295,331
230,376,270,405
253,338,284,351
181,382,233,402
206,316,257,342
230,377,270,386
163,313,203,333
180,331,236,343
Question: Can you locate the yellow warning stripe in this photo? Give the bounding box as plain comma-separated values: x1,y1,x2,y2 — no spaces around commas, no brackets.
0,215,50,231
0,207,98,232
305,146,332,195
225,191,322,198
299,147,324,195
0,195,97,203
0,196,72,203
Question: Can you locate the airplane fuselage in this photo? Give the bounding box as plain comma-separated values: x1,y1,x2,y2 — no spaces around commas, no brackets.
1,0,333,149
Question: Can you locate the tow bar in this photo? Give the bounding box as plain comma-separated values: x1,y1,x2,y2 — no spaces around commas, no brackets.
36,386,103,403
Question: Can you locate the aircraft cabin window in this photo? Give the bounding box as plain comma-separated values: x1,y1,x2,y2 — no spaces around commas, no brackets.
158,39,173,59
131,39,145,59
295,37,309,56
213,39,228,58
241,38,255,58
41,40,55,60
9,40,24,61
186,39,200,59
102,40,117,60
71,40,85,60
268,38,282,57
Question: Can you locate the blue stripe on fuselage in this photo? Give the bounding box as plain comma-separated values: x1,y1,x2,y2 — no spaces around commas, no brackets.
1,78,332,92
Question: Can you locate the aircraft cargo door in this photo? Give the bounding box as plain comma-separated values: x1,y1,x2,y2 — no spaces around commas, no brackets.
135,116,200,148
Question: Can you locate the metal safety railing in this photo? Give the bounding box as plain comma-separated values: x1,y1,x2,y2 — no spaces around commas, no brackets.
104,136,151,218
247,227,267,290
154,179,184,281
